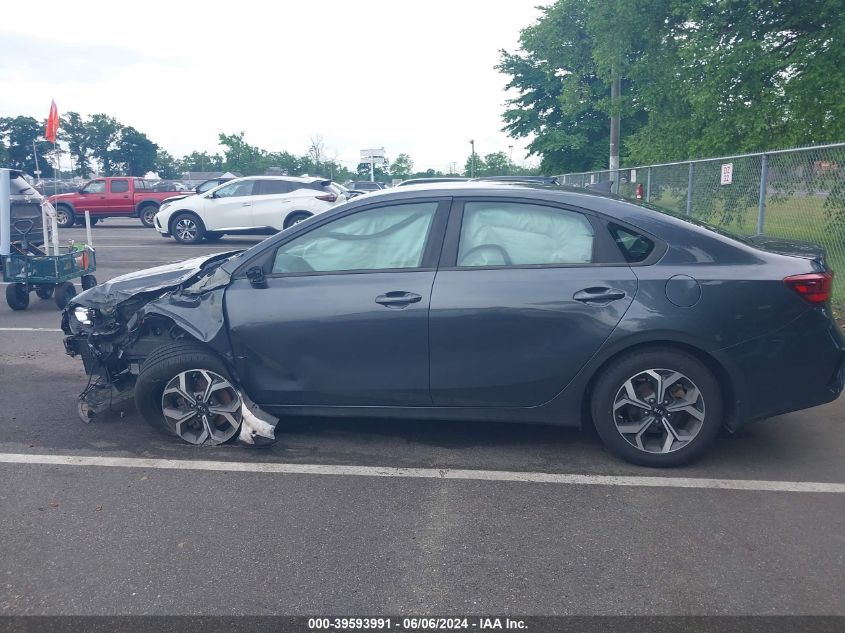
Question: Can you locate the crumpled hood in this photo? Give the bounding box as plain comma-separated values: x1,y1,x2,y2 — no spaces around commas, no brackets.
71,251,241,312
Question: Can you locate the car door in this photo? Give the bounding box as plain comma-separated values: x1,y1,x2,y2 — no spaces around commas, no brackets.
76,179,108,214
225,199,450,407
250,179,295,229
107,178,133,214
201,179,257,230
429,198,638,407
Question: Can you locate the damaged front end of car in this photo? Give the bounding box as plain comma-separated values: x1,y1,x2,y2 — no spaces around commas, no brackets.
61,251,277,446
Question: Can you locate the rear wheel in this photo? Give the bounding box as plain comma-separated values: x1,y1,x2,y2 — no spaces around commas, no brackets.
590,348,722,467
139,205,159,228
6,283,29,310
55,205,75,228
35,285,55,300
54,282,77,310
283,211,312,230
135,341,243,445
171,213,205,244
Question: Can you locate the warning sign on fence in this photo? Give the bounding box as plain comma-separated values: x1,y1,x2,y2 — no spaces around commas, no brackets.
720,163,733,185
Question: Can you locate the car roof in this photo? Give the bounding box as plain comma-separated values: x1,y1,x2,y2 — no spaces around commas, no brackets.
236,175,327,184
339,181,703,234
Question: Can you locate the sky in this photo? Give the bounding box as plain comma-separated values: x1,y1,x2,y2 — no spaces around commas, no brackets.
0,0,542,173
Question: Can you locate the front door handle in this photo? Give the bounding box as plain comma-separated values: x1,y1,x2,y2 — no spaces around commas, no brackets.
241,202,252,206
573,287,627,304
375,291,422,308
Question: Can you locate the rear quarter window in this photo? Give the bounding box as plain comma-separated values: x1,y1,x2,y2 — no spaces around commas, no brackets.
608,223,655,263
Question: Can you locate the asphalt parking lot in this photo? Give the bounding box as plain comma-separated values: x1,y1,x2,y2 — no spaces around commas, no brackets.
0,219,843,616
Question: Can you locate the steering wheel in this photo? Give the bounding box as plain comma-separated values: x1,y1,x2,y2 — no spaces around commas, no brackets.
459,243,513,266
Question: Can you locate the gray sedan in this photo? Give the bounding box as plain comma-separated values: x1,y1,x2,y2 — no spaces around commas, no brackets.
62,183,844,466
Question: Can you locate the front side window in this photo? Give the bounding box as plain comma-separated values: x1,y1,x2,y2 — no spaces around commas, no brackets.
457,201,595,267
82,180,106,194
272,202,438,274
213,180,255,198
110,179,129,193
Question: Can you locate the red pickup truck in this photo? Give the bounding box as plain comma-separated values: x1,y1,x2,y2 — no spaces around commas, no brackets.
48,177,183,228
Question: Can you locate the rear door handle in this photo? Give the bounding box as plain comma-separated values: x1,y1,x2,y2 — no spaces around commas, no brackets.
375,291,422,308
241,202,251,206
573,287,627,303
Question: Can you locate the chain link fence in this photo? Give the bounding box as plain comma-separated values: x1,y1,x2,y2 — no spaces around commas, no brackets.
559,143,845,311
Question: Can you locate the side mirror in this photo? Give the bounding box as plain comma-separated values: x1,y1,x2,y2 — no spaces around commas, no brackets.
246,266,267,289
78,188,85,194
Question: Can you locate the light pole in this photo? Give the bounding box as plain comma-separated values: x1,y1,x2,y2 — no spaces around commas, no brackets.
469,139,475,178
508,145,513,174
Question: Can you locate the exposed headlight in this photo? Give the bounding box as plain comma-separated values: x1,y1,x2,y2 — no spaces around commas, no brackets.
73,306,95,325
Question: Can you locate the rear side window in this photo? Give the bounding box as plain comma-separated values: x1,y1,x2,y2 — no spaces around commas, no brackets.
458,201,595,267
608,223,654,263
134,179,147,190
111,180,129,193
259,180,295,195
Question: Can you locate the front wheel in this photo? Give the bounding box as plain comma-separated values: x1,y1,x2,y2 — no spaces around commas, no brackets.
170,213,206,244
135,341,243,445
6,283,29,310
81,274,97,290
139,205,159,228
590,348,722,467
54,282,77,310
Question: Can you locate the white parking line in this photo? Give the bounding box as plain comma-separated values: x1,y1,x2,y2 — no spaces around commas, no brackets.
0,327,62,332
0,452,842,493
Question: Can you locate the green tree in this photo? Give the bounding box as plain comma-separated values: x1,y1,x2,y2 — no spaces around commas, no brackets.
87,114,123,175
389,153,414,179
177,151,224,174
0,116,42,174
155,150,179,179
483,152,510,176
60,112,92,177
464,152,485,177
112,126,158,176
218,131,268,175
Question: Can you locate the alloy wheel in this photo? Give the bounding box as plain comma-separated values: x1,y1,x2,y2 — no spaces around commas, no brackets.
160,369,242,445
174,217,198,242
56,208,69,226
142,208,157,226
612,368,705,454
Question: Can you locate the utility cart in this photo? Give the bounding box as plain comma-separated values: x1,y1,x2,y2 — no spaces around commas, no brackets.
1,169,97,311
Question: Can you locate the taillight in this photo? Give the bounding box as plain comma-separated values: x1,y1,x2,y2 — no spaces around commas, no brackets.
784,271,833,305
315,193,337,202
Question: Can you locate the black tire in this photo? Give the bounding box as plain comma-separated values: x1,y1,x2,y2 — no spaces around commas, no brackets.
55,205,75,229
81,274,97,290
54,282,77,310
6,283,29,310
134,341,239,442
139,205,159,228
35,285,55,300
590,347,723,467
75,217,99,227
283,211,312,230
204,231,224,242
170,212,206,244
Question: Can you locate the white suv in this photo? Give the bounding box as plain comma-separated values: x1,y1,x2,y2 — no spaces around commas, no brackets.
153,176,348,244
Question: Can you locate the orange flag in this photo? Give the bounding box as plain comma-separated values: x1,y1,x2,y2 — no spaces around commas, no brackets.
45,99,59,143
